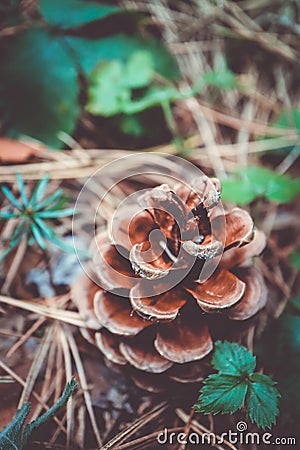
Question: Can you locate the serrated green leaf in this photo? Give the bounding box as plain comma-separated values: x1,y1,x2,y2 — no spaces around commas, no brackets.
64,34,179,79
246,373,280,429
38,0,122,29
195,341,280,429
125,51,154,88
0,27,80,147
212,341,256,375
195,374,248,415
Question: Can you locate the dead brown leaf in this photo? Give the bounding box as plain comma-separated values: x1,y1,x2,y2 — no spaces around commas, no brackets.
0,138,44,163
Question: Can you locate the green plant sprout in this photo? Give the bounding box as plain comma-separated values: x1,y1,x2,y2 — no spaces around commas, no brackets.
0,173,76,261
221,165,300,205
195,341,280,429
0,378,77,450
87,52,236,151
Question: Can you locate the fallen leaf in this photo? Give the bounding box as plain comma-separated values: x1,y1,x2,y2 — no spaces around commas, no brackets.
0,138,44,163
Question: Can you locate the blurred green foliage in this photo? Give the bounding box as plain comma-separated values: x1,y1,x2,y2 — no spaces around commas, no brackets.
256,298,300,426
222,166,300,204
0,0,179,147
275,109,300,132
290,251,300,271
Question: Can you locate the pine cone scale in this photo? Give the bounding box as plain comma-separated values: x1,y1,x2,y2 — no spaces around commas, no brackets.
154,318,213,364
94,291,151,336
129,282,187,321
186,268,246,313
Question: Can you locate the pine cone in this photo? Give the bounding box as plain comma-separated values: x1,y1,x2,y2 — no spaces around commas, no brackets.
73,175,267,392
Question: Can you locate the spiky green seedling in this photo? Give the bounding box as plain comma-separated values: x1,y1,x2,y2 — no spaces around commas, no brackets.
0,173,77,261
0,378,77,449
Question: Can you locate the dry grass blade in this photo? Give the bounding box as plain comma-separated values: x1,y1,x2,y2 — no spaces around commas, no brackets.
59,326,74,450
100,402,168,450
115,427,184,450
6,315,46,358
1,236,27,294
63,324,103,448
176,409,237,450
0,359,67,433
0,295,86,327
0,375,14,383
17,324,54,408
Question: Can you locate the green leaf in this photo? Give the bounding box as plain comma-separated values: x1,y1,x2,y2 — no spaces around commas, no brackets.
194,341,280,429
47,235,90,258
204,67,236,90
16,173,29,207
220,178,256,205
122,86,179,115
35,188,64,211
119,115,145,137
0,211,21,219
290,251,300,270
203,56,237,90
125,51,154,88
36,208,74,218
64,34,179,79
195,374,248,414
0,27,80,147
31,223,47,250
1,186,23,210
34,217,55,240
212,341,256,376
275,108,300,132
246,373,280,429
38,0,122,29
11,218,29,242
87,60,130,116
30,175,49,207
221,166,300,204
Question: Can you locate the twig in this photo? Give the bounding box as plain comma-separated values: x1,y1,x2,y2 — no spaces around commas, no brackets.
100,403,168,450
